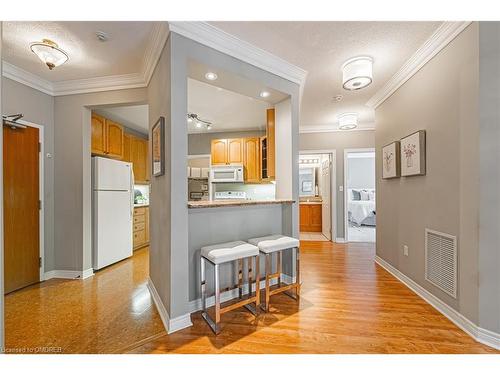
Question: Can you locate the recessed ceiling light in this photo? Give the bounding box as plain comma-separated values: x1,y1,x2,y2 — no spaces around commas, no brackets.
205,72,218,81
338,113,358,130
260,91,270,98
342,56,373,91
30,39,68,70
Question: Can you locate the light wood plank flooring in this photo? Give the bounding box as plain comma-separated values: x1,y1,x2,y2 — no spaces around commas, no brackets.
4,242,497,354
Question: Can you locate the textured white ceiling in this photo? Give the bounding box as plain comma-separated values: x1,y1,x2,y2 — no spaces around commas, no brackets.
209,21,441,129
188,78,270,134
2,21,157,81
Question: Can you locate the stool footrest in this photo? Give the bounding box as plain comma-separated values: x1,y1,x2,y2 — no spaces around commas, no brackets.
268,282,299,297
220,295,259,315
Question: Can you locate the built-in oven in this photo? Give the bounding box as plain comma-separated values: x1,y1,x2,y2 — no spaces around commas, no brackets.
210,164,244,183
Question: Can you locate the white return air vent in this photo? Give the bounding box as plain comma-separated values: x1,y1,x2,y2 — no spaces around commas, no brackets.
425,229,457,298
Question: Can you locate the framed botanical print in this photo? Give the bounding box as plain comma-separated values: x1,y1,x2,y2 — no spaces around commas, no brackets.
382,141,400,179
400,130,426,177
152,116,165,177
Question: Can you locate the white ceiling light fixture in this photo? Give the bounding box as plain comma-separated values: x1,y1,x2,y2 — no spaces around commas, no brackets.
30,39,69,70
338,113,358,130
259,91,270,98
342,56,373,91
205,72,218,81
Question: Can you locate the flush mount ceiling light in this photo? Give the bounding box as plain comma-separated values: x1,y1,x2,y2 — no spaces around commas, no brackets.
205,72,218,81
338,113,358,130
187,113,212,130
259,91,270,98
30,39,69,70
342,56,373,90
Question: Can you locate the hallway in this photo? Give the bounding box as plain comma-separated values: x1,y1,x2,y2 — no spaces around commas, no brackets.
4,242,496,354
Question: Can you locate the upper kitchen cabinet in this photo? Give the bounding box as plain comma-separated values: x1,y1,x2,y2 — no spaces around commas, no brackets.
243,137,260,183
266,108,276,180
130,136,149,184
211,138,244,165
91,113,124,159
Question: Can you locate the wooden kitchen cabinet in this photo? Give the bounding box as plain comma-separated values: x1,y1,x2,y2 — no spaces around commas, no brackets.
123,133,131,162
210,138,244,165
91,113,124,159
130,136,149,183
266,108,276,180
211,139,228,165
133,206,149,250
243,137,260,183
300,203,322,232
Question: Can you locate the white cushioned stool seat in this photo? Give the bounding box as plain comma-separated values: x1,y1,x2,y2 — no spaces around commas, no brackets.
247,235,300,254
201,241,259,264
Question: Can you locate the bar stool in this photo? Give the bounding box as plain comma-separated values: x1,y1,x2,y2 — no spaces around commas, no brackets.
248,235,300,312
200,241,260,335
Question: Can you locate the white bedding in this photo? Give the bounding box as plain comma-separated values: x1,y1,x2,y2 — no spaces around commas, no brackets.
348,200,376,226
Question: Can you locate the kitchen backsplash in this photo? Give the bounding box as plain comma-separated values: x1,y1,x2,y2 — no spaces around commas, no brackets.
134,184,150,205
214,182,276,200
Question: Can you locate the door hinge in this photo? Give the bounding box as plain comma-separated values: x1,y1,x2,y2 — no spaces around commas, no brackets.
39,257,42,268
39,200,42,210
39,142,41,152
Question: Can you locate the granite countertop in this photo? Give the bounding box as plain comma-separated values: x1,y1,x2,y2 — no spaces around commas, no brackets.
299,200,323,205
188,199,295,209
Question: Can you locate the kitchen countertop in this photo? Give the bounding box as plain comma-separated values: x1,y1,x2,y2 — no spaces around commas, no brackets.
299,201,322,205
134,203,149,208
188,199,295,209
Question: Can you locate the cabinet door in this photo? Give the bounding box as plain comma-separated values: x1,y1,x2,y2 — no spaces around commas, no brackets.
145,207,149,243
211,139,228,165
266,108,276,179
122,133,132,162
130,136,148,183
243,137,260,183
106,120,124,159
227,138,244,164
299,204,310,232
310,204,323,232
91,114,107,156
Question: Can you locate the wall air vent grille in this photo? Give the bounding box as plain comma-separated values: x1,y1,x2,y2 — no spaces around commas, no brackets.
425,229,457,298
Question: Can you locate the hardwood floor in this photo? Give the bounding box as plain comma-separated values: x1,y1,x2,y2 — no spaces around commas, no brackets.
4,242,497,354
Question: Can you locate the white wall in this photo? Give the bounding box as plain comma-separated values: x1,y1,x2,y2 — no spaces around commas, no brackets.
275,98,293,199
347,155,375,190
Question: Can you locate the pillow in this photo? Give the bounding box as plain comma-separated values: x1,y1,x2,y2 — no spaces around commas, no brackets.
360,190,370,201
351,189,361,201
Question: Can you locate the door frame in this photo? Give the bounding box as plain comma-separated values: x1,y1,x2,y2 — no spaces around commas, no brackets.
343,148,375,242
299,150,336,241
4,119,45,280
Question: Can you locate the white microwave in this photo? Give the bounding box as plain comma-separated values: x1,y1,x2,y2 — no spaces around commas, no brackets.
210,164,244,183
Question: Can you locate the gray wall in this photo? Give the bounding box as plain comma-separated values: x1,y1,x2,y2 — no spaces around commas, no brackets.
53,88,147,272
188,130,264,155
347,156,375,190
149,31,300,320
375,23,479,323
478,22,500,334
300,130,375,239
2,77,55,271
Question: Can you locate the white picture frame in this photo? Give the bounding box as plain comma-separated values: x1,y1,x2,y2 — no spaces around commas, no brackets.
400,130,426,177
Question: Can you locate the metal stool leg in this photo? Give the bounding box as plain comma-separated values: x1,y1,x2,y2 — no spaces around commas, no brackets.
244,256,258,316
263,253,271,312
214,264,221,334
255,255,260,310
296,246,301,299
201,257,206,313
237,258,243,299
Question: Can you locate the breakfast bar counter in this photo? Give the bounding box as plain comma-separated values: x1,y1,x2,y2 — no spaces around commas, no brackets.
187,199,295,209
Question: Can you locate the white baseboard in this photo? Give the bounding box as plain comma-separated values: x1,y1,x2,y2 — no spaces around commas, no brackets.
335,237,346,243
147,277,193,334
81,268,94,279
375,255,500,350
43,269,94,280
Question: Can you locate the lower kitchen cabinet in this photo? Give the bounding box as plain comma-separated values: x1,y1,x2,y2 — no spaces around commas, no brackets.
299,203,322,232
133,206,149,250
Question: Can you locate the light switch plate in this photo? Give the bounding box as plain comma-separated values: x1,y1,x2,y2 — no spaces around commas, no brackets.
403,245,409,256
339,186,344,192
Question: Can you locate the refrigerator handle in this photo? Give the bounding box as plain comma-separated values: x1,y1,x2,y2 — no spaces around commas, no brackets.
130,166,135,219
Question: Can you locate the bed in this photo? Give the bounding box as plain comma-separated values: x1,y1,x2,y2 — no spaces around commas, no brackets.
348,189,376,226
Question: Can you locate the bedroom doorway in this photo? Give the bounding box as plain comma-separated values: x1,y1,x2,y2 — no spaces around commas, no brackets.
298,152,335,242
344,149,376,243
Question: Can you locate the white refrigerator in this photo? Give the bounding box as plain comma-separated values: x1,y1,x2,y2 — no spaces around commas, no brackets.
92,157,134,270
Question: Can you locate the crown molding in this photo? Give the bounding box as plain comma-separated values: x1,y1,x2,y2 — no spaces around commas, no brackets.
1,22,169,97
168,21,308,87
299,123,376,134
366,21,472,109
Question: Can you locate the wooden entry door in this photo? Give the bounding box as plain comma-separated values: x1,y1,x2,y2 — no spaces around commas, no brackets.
3,124,40,294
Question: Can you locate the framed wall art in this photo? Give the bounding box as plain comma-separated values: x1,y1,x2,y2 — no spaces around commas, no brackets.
152,116,165,177
400,130,426,177
382,141,400,179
